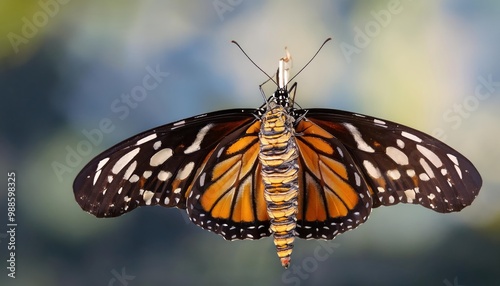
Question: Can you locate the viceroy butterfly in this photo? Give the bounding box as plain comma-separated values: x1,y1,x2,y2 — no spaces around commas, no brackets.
73,38,481,268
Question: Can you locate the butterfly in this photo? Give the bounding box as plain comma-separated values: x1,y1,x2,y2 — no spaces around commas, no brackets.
73,38,482,268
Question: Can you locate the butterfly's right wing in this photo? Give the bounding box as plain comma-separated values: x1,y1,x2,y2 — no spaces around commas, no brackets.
293,117,374,240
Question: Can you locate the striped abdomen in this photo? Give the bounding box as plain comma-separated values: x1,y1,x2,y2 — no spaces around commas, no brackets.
258,104,299,268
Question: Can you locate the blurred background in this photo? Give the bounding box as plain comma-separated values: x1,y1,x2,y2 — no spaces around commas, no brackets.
1,0,499,285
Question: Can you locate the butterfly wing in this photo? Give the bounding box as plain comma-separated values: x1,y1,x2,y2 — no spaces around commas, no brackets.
301,109,482,213
292,117,374,239
186,120,273,240
73,109,259,218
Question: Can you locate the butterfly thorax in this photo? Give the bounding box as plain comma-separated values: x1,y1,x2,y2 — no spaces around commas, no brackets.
258,100,299,268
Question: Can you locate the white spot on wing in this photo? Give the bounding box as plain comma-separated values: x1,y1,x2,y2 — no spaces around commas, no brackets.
143,170,152,179
143,190,154,205
153,140,162,150
199,172,206,186
454,165,463,179
363,160,381,179
417,145,443,168
343,123,375,153
184,124,214,154
406,169,416,177
178,162,195,180
354,172,361,186
419,173,430,181
97,157,109,171
396,139,405,149
112,148,140,174
337,147,344,158
173,120,185,126
157,170,172,181
123,161,137,180
447,179,453,187
404,189,416,202
386,147,409,165
136,134,157,145
129,174,139,183
419,158,435,178
387,169,401,180
217,147,225,158
93,170,101,185
447,153,459,165
401,131,422,143
150,148,173,167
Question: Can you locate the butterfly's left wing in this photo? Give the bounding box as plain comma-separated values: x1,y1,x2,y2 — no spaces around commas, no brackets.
73,109,260,218
74,108,275,241
301,109,482,213
186,119,273,240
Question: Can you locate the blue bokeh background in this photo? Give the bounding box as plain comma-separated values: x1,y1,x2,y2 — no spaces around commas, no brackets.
1,1,499,285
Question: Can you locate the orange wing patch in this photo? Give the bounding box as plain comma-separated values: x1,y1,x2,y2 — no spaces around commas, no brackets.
295,120,360,221
303,173,327,221
199,121,269,223
232,176,254,222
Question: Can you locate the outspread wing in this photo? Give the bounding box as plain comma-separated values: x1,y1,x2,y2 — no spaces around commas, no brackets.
73,109,259,218
302,109,481,213
293,118,373,239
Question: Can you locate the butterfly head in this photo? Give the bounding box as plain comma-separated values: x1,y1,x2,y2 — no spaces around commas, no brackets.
265,48,294,112
268,88,292,109
268,38,332,113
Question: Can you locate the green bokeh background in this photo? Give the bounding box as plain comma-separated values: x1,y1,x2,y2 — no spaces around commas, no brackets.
1,1,499,285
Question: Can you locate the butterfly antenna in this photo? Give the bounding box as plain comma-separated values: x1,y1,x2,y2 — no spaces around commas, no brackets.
287,38,332,84
232,41,278,86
